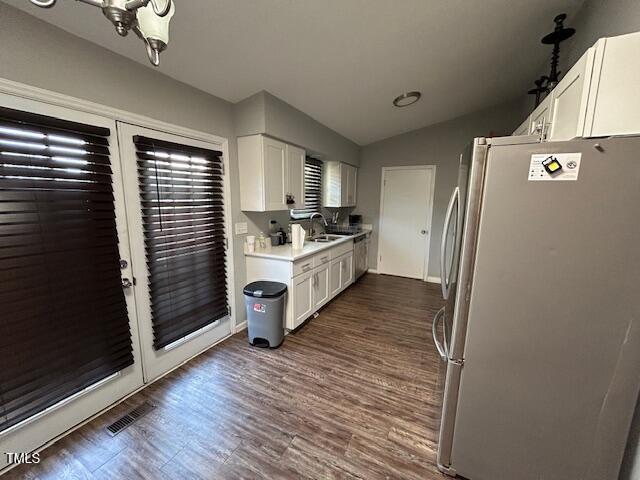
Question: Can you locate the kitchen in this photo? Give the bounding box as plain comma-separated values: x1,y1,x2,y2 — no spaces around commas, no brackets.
0,1,639,479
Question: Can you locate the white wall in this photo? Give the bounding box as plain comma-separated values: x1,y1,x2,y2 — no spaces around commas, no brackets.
356,99,524,278
234,90,360,166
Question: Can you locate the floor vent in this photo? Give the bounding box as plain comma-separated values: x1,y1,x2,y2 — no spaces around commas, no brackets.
106,402,155,436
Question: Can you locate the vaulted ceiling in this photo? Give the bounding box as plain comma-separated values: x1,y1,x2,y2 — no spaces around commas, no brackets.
5,0,584,144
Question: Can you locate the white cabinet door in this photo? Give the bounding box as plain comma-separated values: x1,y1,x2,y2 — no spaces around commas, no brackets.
586,33,640,137
548,48,595,141
313,263,330,309
292,270,314,328
263,137,287,211
341,252,354,288
346,165,357,206
286,144,305,209
340,163,349,206
329,257,342,297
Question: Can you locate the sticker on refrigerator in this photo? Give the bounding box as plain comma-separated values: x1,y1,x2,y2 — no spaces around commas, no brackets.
528,153,581,181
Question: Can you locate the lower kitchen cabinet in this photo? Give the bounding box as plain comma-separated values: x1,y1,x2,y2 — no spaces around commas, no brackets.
330,256,342,297
341,252,354,286
329,251,353,298
293,271,314,327
245,239,357,330
313,262,330,309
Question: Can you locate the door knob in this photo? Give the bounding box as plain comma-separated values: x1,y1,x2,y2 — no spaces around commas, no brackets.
420,230,428,235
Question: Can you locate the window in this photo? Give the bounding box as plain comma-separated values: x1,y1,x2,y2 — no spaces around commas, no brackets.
291,157,323,218
0,106,134,432
133,136,228,350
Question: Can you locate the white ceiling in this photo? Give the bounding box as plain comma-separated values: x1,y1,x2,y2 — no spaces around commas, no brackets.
5,0,584,145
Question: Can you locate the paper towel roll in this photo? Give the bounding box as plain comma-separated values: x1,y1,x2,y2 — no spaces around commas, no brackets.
292,224,305,250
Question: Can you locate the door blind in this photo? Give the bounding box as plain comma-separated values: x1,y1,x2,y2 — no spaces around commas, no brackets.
0,106,133,433
133,136,228,349
291,157,323,218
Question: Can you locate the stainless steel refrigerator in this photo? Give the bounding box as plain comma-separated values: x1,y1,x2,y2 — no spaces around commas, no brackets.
432,135,640,480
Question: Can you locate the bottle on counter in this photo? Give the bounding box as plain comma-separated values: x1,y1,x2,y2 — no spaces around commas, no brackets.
257,231,266,249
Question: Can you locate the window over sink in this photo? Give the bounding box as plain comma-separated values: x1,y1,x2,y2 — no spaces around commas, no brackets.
290,157,323,219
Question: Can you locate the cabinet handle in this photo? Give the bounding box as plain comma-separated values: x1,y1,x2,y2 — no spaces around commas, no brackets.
302,263,312,272
321,256,329,263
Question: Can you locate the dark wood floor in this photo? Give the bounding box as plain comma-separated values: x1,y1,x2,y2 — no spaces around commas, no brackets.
4,273,448,479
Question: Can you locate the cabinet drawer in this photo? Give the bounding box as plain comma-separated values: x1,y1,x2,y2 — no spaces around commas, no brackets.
331,241,353,259
293,257,314,277
313,251,331,268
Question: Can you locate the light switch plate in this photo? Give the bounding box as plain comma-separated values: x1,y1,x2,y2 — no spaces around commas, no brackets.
235,222,248,235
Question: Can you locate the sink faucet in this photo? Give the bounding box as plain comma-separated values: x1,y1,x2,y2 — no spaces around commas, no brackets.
309,212,328,237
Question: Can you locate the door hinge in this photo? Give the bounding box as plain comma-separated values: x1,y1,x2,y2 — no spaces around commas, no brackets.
227,305,231,316
224,237,228,249
220,160,225,176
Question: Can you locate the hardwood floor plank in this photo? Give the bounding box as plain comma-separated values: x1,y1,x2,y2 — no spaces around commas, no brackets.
3,274,448,480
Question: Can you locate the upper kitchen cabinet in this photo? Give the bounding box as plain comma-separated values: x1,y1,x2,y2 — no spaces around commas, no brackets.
547,46,596,141
238,134,305,211
583,32,640,138
324,161,357,208
514,32,640,141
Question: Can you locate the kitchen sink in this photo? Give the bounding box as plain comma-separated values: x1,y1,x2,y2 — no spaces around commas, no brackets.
308,234,343,243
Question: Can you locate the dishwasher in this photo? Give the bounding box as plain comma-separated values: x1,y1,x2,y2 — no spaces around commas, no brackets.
353,235,368,280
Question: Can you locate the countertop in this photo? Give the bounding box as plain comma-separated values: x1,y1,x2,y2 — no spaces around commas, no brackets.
244,229,371,262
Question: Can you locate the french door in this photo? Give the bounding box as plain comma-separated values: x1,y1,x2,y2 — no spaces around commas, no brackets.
0,95,232,472
0,94,144,471
117,123,231,382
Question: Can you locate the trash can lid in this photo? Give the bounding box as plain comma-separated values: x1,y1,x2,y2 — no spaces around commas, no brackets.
243,281,287,298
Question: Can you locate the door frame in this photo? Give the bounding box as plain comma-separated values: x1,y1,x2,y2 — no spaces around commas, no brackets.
377,165,436,281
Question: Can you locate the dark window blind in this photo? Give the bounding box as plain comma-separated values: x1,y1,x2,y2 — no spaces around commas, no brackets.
133,136,228,350
0,107,133,433
291,157,323,218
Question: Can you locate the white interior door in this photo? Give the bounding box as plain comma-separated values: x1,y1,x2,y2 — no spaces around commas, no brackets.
117,123,233,382
378,166,435,279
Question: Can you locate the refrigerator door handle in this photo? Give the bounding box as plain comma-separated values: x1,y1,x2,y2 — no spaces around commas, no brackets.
431,307,447,360
440,187,459,299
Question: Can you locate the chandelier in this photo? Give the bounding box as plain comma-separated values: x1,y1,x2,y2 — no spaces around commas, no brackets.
29,0,175,67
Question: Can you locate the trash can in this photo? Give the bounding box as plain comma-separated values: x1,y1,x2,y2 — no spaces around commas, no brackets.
243,281,287,348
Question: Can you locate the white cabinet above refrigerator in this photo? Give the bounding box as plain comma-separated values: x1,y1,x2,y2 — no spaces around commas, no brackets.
513,31,640,141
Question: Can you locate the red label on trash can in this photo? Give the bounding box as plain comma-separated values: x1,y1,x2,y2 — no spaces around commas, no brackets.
253,303,266,313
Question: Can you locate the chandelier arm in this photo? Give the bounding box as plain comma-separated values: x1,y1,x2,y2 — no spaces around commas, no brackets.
125,0,171,17
149,0,171,17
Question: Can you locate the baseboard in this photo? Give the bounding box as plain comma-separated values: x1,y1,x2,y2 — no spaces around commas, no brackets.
235,320,247,333
368,269,379,274
426,276,441,284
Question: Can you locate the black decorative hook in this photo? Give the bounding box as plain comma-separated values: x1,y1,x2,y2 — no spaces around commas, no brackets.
528,75,549,107
541,13,576,90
